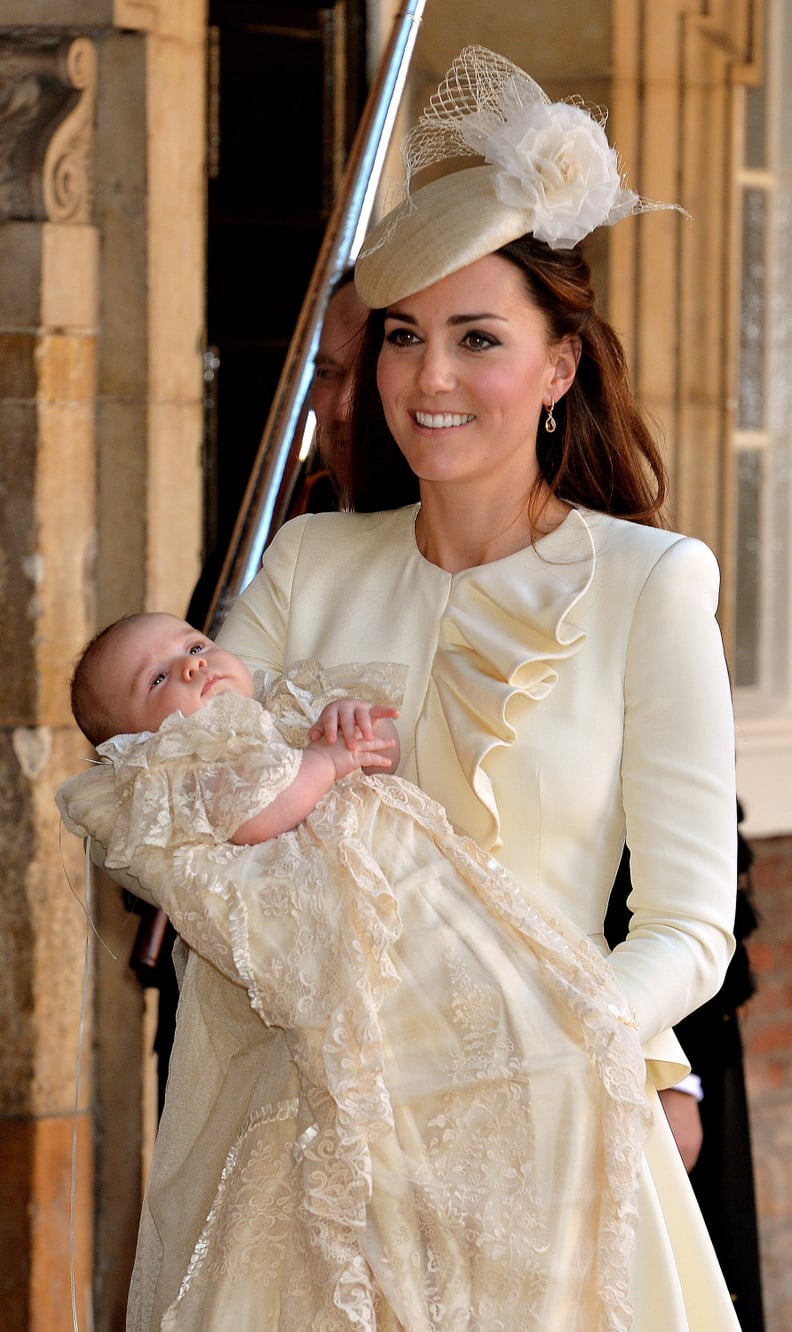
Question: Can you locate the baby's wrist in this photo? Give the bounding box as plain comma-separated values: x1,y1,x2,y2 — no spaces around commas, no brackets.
307,740,343,783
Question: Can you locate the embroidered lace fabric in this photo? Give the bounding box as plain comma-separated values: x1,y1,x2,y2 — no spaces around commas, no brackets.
56,665,651,1330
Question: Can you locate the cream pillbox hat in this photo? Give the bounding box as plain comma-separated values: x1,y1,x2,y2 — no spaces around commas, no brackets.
355,45,681,309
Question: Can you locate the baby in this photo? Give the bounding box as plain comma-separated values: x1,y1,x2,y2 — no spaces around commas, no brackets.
68,610,400,846
57,612,650,1331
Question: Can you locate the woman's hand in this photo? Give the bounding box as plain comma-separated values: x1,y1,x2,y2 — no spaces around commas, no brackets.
659,1087,704,1172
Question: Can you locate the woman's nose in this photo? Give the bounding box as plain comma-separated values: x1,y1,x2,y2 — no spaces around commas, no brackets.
415,344,456,394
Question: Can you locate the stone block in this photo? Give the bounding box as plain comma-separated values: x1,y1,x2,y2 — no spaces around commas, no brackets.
146,397,203,611
0,329,97,723
0,1112,92,1332
94,32,148,400
147,27,206,404
0,402,38,724
0,733,37,1114
95,397,148,623
0,726,94,1117
0,1,113,19
41,225,99,333
0,225,43,329
0,224,99,334
36,333,97,404
0,333,38,398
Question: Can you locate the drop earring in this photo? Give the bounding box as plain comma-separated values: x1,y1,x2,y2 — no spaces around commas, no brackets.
544,399,557,434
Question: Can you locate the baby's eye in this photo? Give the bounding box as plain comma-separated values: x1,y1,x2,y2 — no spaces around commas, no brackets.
150,671,167,690
188,642,207,655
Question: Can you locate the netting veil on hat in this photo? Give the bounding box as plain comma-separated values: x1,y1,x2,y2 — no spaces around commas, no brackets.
356,45,685,308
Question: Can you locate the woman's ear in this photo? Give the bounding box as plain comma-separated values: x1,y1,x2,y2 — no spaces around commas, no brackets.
549,334,581,402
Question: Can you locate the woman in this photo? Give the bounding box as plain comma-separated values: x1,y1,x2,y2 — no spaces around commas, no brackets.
130,47,739,1329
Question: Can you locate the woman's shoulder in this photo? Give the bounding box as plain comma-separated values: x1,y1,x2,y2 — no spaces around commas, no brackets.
264,505,419,573
579,508,718,574
277,504,417,542
574,510,721,619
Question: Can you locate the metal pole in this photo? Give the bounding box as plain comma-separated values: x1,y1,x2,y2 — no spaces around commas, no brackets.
205,1,426,633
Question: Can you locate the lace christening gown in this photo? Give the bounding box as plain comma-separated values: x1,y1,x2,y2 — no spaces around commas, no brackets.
57,666,651,1331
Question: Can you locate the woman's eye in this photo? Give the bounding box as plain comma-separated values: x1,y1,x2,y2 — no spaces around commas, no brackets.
461,331,497,351
384,327,419,348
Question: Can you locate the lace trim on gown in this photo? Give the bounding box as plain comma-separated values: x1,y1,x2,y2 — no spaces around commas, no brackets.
93,693,303,865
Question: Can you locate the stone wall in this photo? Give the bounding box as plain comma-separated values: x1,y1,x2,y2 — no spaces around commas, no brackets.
744,833,792,1329
0,6,206,1326
0,38,102,1327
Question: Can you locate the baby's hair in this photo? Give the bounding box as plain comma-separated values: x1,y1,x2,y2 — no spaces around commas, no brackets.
71,613,148,747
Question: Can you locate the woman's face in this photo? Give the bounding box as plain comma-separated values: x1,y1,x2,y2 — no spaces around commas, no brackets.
376,253,576,494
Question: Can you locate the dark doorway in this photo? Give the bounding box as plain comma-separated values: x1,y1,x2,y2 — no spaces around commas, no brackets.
198,0,367,612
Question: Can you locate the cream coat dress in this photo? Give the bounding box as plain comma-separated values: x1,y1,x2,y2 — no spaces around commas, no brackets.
67,503,737,1330
214,503,740,1331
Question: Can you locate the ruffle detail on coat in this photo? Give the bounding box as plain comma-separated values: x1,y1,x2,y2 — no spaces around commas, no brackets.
90,694,302,864
419,506,596,850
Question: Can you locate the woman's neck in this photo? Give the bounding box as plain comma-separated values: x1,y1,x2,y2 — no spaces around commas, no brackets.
415,482,570,573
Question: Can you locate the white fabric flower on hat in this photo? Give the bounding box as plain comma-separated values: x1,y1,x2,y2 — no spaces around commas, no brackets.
459,79,639,249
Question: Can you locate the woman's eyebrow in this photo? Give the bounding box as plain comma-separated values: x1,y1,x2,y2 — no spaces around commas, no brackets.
448,312,507,325
383,310,507,324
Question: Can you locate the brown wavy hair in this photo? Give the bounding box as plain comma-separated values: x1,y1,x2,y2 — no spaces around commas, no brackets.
344,236,667,526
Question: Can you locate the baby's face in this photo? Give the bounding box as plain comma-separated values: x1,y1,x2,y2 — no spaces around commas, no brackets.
98,613,255,735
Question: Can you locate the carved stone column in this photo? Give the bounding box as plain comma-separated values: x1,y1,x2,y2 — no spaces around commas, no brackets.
0,35,96,223
609,0,758,624
0,32,99,1331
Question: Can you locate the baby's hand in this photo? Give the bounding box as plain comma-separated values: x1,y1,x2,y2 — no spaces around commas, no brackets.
310,699,400,750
